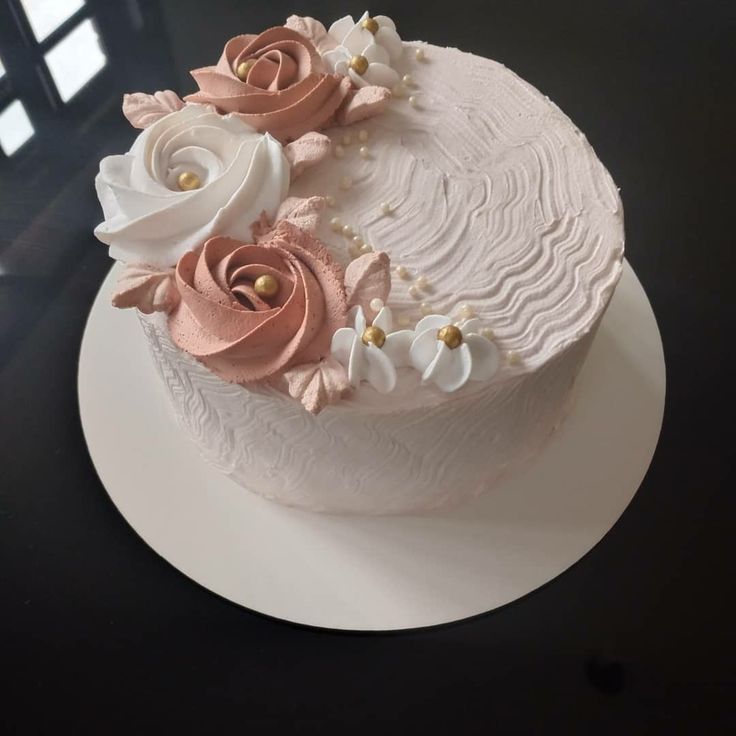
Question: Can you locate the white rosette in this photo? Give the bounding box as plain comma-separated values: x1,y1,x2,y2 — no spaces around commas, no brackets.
94,105,289,267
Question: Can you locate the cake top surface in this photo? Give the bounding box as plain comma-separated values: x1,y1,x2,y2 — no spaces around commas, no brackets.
95,11,624,415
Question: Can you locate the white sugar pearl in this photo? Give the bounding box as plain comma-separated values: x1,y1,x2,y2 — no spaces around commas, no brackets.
359,146,370,159
326,195,336,206
507,350,521,365
329,217,342,232
397,314,411,327
334,145,345,159
408,95,419,108
415,47,425,61
415,276,430,290
380,201,392,215
481,327,495,340
342,224,354,237
392,83,406,98
402,74,414,86
342,133,352,146
352,235,363,247
358,129,369,142
459,303,475,319
408,285,421,299
395,265,410,279
340,176,352,190
369,298,384,313
360,243,373,254
420,302,433,315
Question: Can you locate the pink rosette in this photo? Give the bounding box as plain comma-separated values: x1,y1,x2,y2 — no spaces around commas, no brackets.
168,222,348,384
185,27,352,143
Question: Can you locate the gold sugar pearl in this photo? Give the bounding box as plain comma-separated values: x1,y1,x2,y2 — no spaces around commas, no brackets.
254,274,279,298
362,325,386,348
349,55,369,76
235,59,255,80
177,171,201,191
361,16,379,34
438,324,463,349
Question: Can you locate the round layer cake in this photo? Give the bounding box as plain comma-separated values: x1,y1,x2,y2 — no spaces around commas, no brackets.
141,40,624,514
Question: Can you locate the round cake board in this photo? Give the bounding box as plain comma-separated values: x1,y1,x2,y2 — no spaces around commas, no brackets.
78,261,665,631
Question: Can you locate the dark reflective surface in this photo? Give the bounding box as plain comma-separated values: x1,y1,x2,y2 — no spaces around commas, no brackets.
1,1,734,732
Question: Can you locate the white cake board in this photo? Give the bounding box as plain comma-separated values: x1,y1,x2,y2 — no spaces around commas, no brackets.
78,260,664,631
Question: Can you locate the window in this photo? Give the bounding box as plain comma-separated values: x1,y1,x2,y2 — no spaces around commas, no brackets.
44,18,107,103
0,99,35,156
18,0,86,42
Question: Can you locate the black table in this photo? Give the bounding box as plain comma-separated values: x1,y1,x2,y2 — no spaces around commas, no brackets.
1,1,733,732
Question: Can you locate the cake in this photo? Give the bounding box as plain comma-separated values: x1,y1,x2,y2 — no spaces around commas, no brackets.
94,12,624,514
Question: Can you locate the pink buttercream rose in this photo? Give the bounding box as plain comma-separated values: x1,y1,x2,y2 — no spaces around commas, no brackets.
185,27,352,143
168,222,348,384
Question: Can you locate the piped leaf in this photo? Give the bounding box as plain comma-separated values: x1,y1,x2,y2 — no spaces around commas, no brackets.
284,15,336,53
122,90,185,129
111,264,180,314
284,356,351,414
285,132,331,179
336,85,391,126
344,251,391,313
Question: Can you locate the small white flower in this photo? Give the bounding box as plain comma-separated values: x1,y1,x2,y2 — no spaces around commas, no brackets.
410,315,500,393
331,305,414,393
322,11,402,89
328,11,403,61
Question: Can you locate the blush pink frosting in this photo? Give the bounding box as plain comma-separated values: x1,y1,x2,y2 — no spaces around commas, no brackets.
168,223,348,384
184,27,352,143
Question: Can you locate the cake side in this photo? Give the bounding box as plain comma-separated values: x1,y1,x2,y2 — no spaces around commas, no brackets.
140,310,596,514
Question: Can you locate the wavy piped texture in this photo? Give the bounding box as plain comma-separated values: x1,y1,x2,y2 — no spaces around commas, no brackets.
139,42,624,513
290,43,624,408
142,311,592,514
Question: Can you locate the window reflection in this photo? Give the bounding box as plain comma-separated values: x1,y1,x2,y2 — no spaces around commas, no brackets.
19,0,86,42
44,18,107,103
0,56,5,79
0,100,35,156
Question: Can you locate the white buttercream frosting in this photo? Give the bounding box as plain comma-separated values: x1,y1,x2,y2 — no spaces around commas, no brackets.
322,11,402,89
331,305,414,392
95,105,289,267
410,316,500,392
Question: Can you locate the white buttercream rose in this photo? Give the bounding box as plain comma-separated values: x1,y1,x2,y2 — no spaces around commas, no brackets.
94,104,289,267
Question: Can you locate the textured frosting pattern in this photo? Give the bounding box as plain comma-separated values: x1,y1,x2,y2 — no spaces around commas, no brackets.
291,42,624,406
142,311,592,514
137,41,624,513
